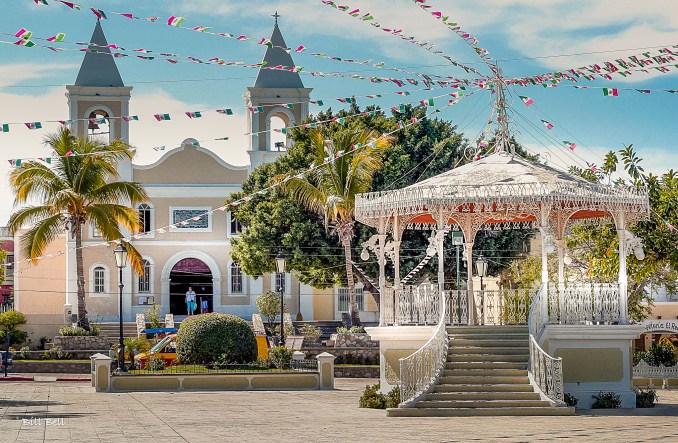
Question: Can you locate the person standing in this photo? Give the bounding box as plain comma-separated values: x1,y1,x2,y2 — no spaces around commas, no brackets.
185,287,196,315
201,297,208,314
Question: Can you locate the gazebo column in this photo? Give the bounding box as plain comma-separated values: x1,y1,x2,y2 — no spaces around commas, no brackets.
539,206,551,320
392,216,402,326
377,219,387,327
555,238,565,287
615,211,629,325
464,242,475,325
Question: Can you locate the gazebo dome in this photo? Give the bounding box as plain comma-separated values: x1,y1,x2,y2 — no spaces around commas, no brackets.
356,152,649,228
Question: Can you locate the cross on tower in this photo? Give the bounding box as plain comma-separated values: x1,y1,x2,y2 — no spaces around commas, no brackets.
272,11,281,26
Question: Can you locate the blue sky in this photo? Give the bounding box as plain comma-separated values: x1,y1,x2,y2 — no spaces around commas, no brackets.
1,0,677,224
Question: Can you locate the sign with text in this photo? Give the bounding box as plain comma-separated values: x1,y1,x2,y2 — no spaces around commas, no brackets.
642,319,678,333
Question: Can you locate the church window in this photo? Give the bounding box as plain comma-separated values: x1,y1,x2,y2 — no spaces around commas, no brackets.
231,262,243,294
139,260,151,293
139,204,152,233
93,267,105,294
229,213,242,237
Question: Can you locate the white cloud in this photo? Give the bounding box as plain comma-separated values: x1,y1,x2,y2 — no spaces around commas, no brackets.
0,63,77,87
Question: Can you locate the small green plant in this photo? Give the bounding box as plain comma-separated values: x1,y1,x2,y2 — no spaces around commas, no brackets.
336,326,365,334
635,388,657,408
268,346,293,369
299,324,322,345
385,386,401,408
58,325,100,336
0,310,28,346
120,336,152,361
253,356,270,369
42,345,72,360
646,338,677,367
564,393,578,408
14,346,30,360
359,383,386,409
591,392,621,409
145,304,162,329
256,291,287,332
272,324,296,339
146,356,165,371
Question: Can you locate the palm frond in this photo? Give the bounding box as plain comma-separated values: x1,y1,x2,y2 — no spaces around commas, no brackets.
20,214,66,263
88,181,149,206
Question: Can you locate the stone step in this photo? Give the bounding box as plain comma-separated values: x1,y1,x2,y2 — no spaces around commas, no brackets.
438,375,530,385
446,326,528,334
426,392,541,401
449,339,529,347
387,406,574,417
445,362,527,370
448,333,528,340
442,369,528,377
447,354,529,363
415,399,552,409
433,384,535,393
448,347,528,355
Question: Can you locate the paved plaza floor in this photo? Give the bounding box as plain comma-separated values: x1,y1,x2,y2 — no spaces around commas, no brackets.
1,378,678,442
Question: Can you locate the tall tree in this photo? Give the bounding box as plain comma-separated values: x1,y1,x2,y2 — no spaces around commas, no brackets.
7,128,148,330
279,128,394,326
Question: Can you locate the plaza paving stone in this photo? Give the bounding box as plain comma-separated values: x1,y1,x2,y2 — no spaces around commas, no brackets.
0,378,677,442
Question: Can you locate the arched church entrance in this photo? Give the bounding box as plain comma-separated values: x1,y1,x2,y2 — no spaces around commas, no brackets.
169,258,213,315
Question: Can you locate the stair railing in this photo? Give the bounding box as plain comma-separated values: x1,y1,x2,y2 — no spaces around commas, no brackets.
527,283,565,405
398,289,449,407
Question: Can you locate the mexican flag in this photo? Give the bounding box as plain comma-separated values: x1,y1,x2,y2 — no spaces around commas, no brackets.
216,109,234,115
541,120,553,130
602,88,619,96
519,96,534,107
122,116,139,122
9,159,21,167
154,114,171,121
185,111,202,119
47,33,65,42
153,146,166,151
25,122,42,130
90,8,107,20
251,106,264,113
61,1,80,9
563,141,576,151
1,124,9,132
39,157,52,164
423,98,435,106
168,16,186,27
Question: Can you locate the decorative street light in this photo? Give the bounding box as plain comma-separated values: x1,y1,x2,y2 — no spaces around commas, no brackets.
113,243,128,373
275,251,286,347
475,254,488,290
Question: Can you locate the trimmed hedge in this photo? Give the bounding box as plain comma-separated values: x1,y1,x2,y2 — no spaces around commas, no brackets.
176,313,257,364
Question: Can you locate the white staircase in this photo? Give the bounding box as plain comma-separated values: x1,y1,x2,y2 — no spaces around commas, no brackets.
388,326,573,416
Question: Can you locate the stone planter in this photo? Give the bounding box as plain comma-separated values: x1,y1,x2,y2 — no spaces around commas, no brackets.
53,335,111,351
329,333,378,348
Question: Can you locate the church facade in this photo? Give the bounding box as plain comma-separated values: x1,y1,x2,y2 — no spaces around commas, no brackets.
13,20,378,339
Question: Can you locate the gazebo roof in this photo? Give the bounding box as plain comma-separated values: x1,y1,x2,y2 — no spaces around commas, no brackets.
355,152,649,228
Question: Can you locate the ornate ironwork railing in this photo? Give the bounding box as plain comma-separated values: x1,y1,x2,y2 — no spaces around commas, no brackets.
633,359,678,384
398,284,439,325
548,283,620,325
473,289,534,325
382,286,395,325
527,283,564,405
398,290,448,407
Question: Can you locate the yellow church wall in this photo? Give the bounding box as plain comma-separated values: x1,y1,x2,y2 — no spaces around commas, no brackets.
14,233,68,342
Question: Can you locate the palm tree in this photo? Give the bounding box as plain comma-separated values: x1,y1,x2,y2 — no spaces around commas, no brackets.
280,129,393,326
8,128,148,330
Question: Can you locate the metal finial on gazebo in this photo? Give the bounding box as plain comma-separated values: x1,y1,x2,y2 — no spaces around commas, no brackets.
490,65,514,156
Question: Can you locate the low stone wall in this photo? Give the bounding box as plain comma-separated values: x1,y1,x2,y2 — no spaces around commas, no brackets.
334,365,379,378
330,333,379,348
12,361,90,374
53,335,111,351
303,347,379,365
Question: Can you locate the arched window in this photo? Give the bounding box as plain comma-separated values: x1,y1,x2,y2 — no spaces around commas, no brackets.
139,259,151,293
93,267,106,294
139,204,152,233
231,262,243,293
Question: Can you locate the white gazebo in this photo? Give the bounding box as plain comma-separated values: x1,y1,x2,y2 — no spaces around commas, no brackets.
357,148,650,410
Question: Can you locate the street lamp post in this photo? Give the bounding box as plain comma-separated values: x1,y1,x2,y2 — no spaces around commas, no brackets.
275,251,286,347
113,244,128,373
475,254,488,325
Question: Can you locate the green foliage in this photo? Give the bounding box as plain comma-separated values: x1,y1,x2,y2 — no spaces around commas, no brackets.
268,346,293,369
176,313,257,364
566,146,678,321
359,383,386,409
14,346,30,360
645,338,676,367
299,324,322,345
272,324,296,338
385,386,401,408
7,128,149,331
635,388,657,408
564,393,578,408
58,325,100,336
256,291,286,331
336,326,366,334
0,330,27,346
591,392,621,409
0,310,27,331
0,249,6,286
145,304,162,329
42,345,72,360
253,356,271,369
146,355,165,371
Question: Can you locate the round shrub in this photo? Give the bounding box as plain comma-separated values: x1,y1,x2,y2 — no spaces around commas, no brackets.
176,313,257,364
